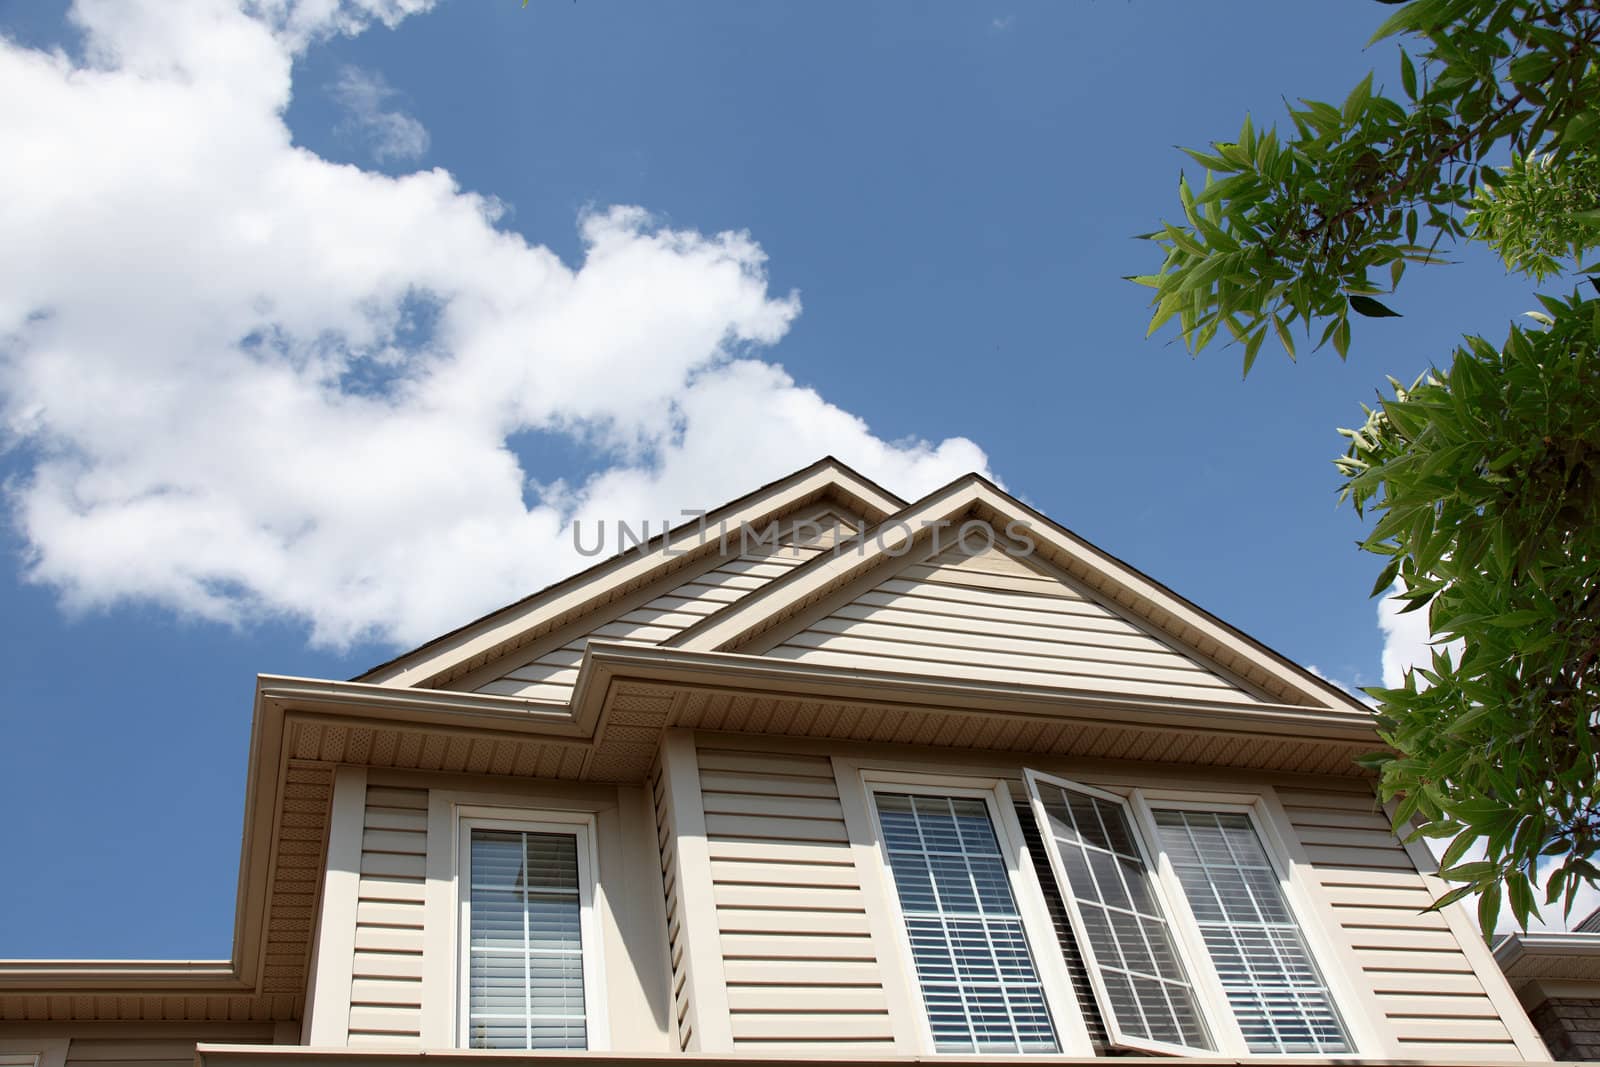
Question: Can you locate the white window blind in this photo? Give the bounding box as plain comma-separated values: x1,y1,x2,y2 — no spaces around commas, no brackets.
465,828,587,1050
1151,810,1351,1054
874,792,1059,1053
1026,774,1211,1053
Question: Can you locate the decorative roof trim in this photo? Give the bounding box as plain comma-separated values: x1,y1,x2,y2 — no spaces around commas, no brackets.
669,474,1371,714
355,456,903,689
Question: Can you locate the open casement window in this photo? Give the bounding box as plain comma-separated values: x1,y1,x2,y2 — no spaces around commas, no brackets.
868,787,1063,1054
1023,772,1355,1057
1022,770,1214,1055
455,812,604,1051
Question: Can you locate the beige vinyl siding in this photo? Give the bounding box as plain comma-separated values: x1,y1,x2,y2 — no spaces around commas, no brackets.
767,543,1265,705
475,514,857,702
1280,783,1524,1061
651,759,693,1051
62,1039,199,1067
348,785,428,1048
697,745,895,1052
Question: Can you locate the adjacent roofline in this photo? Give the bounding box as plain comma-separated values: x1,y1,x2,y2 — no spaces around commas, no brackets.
669,473,1371,713
354,456,905,689
1494,930,1600,968
0,960,245,992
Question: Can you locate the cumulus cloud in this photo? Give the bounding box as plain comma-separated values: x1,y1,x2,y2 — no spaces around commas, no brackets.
1377,581,1465,688
330,64,429,163
0,0,988,650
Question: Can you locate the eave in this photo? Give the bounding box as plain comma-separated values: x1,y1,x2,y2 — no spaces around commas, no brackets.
1494,930,1600,984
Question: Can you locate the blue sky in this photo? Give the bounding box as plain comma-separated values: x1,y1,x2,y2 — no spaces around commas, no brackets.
0,0,1557,958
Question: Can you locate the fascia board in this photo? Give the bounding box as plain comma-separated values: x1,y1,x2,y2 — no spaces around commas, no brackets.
578,641,1380,744
1495,931,1600,967
356,458,904,689
668,475,986,653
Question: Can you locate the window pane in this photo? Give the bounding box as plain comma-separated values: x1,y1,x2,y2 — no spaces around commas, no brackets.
875,792,1059,1054
467,829,587,1050
1033,782,1211,1051
1151,810,1352,1055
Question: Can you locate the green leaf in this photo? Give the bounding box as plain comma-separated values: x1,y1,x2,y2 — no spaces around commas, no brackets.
1349,295,1403,318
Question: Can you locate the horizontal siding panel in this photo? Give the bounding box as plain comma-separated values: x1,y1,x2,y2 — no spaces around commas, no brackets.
467,526,843,701
362,808,428,833
707,839,856,865
701,745,889,1049
350,978,423,1007
700,770,840,798
355,900,424,927
702,793,844,820
720,933,877,960
364,787,428,810
722,959,884,985
1299,843,1417,870
717,908,871,936
827,601,1190,651
704,813,850,843
696,750,835,777
352,950,426,978
357,876,426,903
711,860,863,888
729,1012,894,1040
1380,994,1505,1018
715,883,866,910
727,987,890,1013
347,1007,421,1034
349,785,426,1043
1329,905,1448,929
766,646,1264,705
1393,1040,1521,1060
345,1033,420,1049
360,829,426,855
794,618,1225,675
765,543,1262,707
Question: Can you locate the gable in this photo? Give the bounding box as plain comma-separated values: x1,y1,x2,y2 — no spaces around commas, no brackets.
459,509,865,702
757,540,1267,706
355,457,903,690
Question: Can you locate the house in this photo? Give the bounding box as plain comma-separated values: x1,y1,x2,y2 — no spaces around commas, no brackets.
0,458,1566,1066
1495,909,1600,1060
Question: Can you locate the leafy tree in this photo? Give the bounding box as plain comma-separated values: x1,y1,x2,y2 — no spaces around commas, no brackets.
1133,0,1600,933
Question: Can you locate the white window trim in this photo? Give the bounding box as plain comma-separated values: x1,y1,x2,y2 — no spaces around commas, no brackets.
0,1039,65,1067
854,766,1095,1056
1128,788,1375,1057
451,805,609,1052
1021,768,1234,1057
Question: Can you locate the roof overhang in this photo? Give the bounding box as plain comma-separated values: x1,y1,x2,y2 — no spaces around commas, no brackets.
1494,930,1600,985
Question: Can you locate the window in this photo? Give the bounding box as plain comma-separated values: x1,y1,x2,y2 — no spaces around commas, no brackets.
871,789,1060,1053
456,812,602,1050
1150,809,1351,1054
1025,773,1212,1055
1023,772,1354,1056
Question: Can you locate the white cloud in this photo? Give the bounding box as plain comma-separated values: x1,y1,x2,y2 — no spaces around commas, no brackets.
1377,581,1465,688
0,0,989,650
330,64,429,163
1304,664,1375,707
